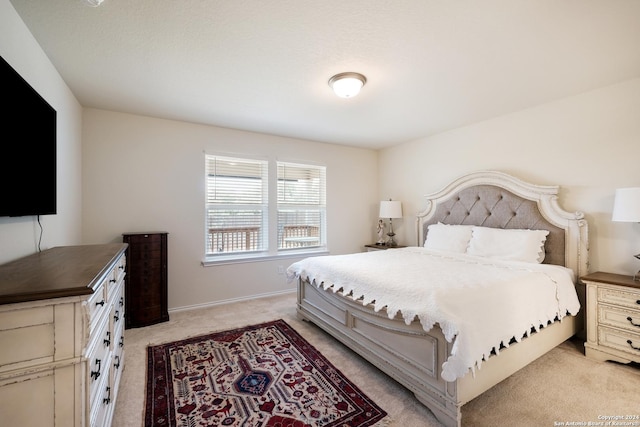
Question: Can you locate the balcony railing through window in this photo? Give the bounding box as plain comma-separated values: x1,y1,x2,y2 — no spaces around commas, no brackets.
208,227,260,253
279,225,319,249
208,225,320,253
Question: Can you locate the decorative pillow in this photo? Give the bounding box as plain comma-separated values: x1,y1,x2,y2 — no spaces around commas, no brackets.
424,223,474,253
466,226,549,263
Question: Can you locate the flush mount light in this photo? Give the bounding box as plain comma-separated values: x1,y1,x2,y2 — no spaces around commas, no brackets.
328,72,367,98
85,0,105,6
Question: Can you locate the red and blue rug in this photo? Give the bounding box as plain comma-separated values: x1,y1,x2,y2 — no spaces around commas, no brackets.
145,319,388,426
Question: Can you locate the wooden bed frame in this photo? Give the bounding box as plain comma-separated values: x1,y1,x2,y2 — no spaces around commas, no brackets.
296,171,589,427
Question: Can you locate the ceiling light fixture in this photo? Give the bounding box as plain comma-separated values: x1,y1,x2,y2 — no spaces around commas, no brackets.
328,72,367,98
85,0,105,6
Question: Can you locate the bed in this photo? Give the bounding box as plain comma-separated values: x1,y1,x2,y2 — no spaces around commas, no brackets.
288,170,589,427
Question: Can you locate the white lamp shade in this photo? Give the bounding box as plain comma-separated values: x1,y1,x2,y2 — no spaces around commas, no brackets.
612,187,640,222
379,200,402,219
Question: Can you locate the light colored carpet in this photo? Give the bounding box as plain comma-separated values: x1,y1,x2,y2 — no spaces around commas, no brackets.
113,293,640,427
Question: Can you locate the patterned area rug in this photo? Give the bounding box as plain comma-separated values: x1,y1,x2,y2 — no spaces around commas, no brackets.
145,319,388,426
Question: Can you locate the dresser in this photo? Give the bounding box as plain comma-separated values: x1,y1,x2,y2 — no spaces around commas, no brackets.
0,243,127,427
582,271,640,364
123,232,169,329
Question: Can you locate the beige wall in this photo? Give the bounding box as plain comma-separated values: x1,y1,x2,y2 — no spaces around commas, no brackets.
0,0,83,264
379,78,640,276
81,109,379,310
4,0,640,310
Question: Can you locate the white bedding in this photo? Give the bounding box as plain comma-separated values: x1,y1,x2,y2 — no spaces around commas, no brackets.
287,247,580,381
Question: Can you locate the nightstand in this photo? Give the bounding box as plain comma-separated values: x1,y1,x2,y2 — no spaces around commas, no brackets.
365,244,407,251
581,271,640,364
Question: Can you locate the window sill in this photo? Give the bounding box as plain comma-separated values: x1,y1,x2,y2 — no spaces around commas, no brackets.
201,249,329,267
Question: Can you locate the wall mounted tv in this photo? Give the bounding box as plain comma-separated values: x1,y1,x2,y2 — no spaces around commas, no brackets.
0,55,57,217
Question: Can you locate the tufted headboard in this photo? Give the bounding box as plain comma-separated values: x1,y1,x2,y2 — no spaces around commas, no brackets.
417,171,589,278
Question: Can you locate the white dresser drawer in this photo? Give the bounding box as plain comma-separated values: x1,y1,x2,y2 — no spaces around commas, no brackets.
87,283,108,334
112,315,125,368
90,362,113,427
112,342,124,387
597,325,640,358
87,314,112,406
115,254,126,284
598,304,640,334
598,286,640,310
104,268,118,303
112,284,125,343
105,261,125,305
110,277,124,313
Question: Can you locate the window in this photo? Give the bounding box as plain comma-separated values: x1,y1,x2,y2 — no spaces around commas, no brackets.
277,162,326,251
205,155,326,260
205,155,268,255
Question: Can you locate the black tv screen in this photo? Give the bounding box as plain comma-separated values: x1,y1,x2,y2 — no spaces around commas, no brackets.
0,55,57,217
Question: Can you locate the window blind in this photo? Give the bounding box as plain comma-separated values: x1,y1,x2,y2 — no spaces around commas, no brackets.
277,162,326,250
205,155,268,254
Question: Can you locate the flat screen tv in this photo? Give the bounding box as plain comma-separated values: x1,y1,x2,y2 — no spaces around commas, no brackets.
0,55,57,217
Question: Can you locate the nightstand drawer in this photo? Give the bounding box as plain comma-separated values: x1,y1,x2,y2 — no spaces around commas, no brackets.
598,304,640,334
598,286,640,310
597,325,640,358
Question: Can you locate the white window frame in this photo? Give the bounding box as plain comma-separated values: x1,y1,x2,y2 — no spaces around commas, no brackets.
277,161,327,253
203,154,328,266
204,155,268,259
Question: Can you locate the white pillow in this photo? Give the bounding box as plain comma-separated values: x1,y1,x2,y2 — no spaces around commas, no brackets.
424,223,474,253
466,226,549,263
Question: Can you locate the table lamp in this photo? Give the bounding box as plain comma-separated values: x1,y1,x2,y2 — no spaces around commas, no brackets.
612,187,640,280
379,199,403,247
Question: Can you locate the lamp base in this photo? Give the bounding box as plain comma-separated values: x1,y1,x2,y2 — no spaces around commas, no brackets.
386,232,397,247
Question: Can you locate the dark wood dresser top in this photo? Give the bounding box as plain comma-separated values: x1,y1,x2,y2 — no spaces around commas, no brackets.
580,271,640,290
0,243,128,305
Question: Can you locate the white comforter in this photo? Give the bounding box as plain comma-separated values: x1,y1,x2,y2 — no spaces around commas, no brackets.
287,247,580,382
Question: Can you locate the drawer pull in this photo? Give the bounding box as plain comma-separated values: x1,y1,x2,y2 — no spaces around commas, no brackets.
95,300,105,307
119,296,124,307
627,316,640,327
114,310,120,322
103,331,111,347
103,386,111,405
627,340,640,351
114,355,121,369
110,278,116,283
637,299,640,305
119,265,124,270
119,336,124,348
90,359,101,380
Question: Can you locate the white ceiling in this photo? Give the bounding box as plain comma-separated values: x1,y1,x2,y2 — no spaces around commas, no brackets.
9,0,640,149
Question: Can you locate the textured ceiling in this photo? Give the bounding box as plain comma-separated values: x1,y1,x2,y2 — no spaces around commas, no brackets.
9,0,640,149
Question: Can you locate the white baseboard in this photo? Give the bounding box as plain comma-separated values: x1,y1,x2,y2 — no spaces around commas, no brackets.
169,288,296,314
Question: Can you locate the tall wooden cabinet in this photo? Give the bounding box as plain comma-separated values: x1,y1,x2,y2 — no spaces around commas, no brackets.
0,244,128,427
123,232,169,329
